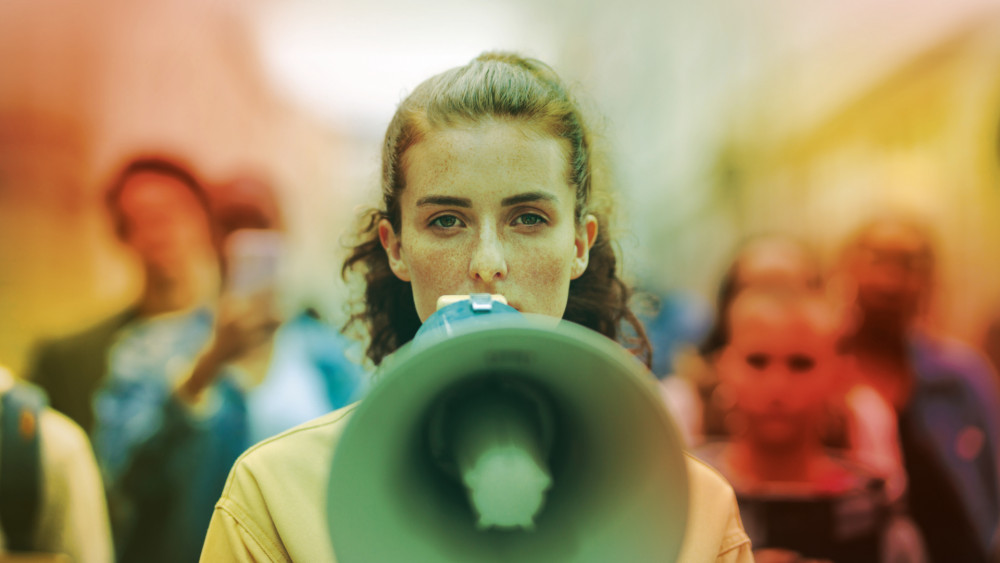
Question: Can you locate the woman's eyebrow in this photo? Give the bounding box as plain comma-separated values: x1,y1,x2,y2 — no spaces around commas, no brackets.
416,195,472,207
501,191,557,206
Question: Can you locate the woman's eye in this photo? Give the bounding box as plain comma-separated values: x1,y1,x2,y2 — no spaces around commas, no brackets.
746,353,769,370
514,213,546,226
787,355,815,373
430,215,462,228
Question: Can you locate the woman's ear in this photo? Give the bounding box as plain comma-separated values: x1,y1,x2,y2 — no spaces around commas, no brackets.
378,219,411,282
571,214,599,280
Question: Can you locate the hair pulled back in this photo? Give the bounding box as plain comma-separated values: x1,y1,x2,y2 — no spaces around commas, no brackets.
343,51,650,366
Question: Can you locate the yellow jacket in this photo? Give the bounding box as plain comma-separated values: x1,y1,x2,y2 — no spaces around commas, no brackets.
200,406,752,562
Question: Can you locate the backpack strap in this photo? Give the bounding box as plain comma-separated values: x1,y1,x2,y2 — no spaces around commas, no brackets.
1,383,48,552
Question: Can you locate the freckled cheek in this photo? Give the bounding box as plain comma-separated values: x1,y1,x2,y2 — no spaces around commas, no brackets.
406,243,468,290
399,241,467,321
508,245,575,313
514,251,571,286
508,230,576,275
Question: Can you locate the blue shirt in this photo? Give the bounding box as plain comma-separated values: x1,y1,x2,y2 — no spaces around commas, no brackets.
92,308,366,562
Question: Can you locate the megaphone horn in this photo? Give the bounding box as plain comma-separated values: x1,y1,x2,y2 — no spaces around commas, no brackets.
327,297,689,562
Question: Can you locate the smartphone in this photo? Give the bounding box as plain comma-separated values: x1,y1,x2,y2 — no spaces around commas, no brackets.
224,229,285,296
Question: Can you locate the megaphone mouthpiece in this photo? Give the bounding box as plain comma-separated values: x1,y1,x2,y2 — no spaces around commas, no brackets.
436,294,509,311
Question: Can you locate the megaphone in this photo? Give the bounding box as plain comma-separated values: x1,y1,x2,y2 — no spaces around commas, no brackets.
327,295,689,562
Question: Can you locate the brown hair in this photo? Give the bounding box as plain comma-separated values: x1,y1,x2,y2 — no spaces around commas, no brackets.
342,51,650,366
105,155,214,241
700,234,823,358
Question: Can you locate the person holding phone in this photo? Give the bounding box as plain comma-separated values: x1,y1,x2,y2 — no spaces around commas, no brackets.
27,158,361,563
78,158,280,563
201,52,752,562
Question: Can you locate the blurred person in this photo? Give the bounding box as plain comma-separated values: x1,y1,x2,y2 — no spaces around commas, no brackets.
839,214,1000,563
87,157,278,563
26,158,223,434
83,160,365,562
698,289,925,562
0,365,112,562
27,156,279,563
661,234,829,446
201,52,753,562
665,232,909,507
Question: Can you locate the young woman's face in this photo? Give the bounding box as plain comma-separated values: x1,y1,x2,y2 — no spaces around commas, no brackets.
379,121,598,322
718,297,837,449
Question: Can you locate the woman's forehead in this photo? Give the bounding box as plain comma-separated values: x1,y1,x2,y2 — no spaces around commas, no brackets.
400,122,574,198
729,295,837,347
407,122,565,163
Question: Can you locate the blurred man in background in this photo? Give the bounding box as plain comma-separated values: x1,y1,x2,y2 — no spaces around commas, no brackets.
27,156,366,562
26,158,226,434
27,156,279,562
839,215,1000,563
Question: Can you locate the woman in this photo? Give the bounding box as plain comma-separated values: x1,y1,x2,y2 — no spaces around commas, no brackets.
200,52,751,562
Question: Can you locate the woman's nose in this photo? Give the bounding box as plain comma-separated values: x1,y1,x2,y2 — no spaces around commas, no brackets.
469,228,507,282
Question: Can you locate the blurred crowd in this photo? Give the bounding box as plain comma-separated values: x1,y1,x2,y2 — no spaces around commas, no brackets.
2,2,1000,563
650,221,1000,562
4,153,998,563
